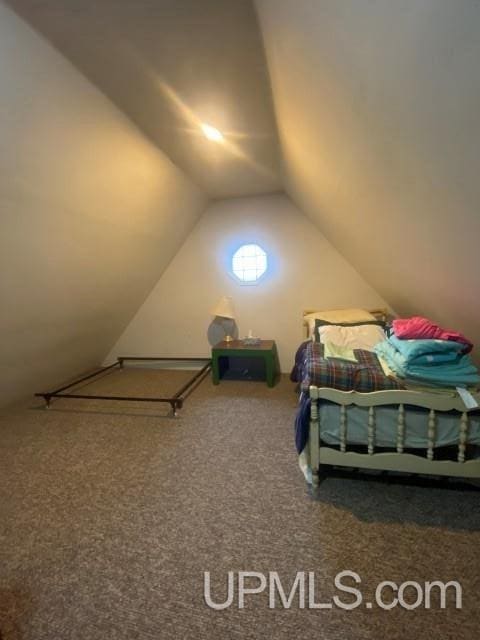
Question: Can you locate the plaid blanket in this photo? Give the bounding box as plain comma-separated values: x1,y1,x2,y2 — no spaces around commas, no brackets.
298,341,403,393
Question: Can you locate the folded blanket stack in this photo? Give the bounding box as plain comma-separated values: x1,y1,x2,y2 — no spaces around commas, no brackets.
374,316,479,388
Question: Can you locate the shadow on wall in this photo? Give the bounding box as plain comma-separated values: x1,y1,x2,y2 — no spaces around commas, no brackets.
313,473,480,532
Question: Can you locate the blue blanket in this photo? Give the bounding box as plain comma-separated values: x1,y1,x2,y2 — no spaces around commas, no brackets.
388,334,465,364
375,338,480,387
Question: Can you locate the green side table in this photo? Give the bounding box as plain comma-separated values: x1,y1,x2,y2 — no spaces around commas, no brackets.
212,340,279,387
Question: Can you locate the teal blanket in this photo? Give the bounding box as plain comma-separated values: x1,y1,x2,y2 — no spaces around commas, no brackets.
375,338,480,387
387,334,465,364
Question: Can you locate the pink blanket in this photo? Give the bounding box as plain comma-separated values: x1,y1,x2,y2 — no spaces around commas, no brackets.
392,316,473,353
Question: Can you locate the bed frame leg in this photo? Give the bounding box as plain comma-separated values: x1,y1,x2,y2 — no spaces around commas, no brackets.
168,400,183,419
312,467,328,487
311,467,328,495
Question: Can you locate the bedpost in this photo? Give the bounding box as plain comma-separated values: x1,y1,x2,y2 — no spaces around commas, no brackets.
367,406,376,455
309,387,320,488
340,405,347,453
458,412,469,463
396,404,405,453
427,409,436,461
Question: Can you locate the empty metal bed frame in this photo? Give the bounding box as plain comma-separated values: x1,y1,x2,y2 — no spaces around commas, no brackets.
36,356,212,416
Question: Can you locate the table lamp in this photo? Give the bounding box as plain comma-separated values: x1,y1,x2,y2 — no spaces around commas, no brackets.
210,296,237,343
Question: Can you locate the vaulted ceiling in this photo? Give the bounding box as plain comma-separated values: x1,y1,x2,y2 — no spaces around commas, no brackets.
5,0,480,353
7,0,281,198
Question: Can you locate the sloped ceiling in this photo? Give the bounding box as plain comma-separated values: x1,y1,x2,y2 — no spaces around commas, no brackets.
256,0,480,352
7,0,281,199
0,1,207,407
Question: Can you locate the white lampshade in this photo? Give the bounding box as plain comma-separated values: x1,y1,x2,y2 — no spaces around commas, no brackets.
211,296,235,319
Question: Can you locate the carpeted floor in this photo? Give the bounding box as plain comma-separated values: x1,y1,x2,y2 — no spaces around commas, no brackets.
0,369,479,639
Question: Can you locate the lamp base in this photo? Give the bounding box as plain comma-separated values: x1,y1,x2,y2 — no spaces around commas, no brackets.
207,317,238,346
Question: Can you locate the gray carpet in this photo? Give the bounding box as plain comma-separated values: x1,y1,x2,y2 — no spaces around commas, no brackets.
0,369,479,640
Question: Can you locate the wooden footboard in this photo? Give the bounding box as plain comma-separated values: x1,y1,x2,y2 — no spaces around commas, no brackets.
308,387,480,487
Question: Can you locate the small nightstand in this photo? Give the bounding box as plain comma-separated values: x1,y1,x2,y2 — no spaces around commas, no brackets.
211,340,280,387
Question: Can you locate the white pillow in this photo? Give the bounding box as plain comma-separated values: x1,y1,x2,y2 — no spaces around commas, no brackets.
318,324,385,352
304,308,376,339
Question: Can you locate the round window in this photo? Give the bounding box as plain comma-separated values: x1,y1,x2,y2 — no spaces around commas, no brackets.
232,244,267,283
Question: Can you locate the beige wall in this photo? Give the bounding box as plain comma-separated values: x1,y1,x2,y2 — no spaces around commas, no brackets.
107,193,389,371
0,2,208,408
256,0,480,359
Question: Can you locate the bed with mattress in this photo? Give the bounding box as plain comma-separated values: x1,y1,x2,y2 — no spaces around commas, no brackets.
293,308,480,487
